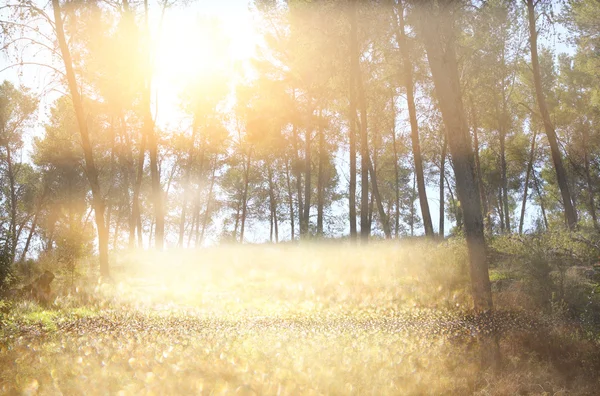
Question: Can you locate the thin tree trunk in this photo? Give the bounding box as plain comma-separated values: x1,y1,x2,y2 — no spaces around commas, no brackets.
178,121,199,247
52,0,109,277
285,158,295,240
20,209,40,263
395,0,434,237
267,162,279,243
583,126,598,230
469,96,491,234
348,35,358,241
240,147,252,243
392,112,401,238
292,122,304,233
317,110,325,236
303,128,312,238
439,134,447,237
199,160,217,245
532,169,549,230
5,144,18,263
498,187,505,233
519,127,537,234
350,1,370,241
526,0,577,229
367,156,392,238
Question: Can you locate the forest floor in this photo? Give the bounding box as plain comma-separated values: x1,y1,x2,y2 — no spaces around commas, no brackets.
1,242,600,395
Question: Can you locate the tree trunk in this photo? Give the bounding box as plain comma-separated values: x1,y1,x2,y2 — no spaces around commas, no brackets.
348,25,358,241
267,162,279,243
415,0,498,368
469,96,491,234
391,94,401,238
368,156,392,238
532,169,549,230
526,0,577,229
439,134,447,237
292,122,304,233
350,1,370,241
178,122,199,247
5,144,18,263
52,0,109,277
240,147,252,243
199,160,217,245
317,111,325,237
285,158,295,240
583,126,598,230
519,127,537,234
303,128,312,238
395,0,434,237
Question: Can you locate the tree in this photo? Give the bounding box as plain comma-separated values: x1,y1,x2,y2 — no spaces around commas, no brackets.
525,0,577,229
412,0,499,368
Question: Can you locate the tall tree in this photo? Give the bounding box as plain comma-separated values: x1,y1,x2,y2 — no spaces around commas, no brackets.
413,0,499,368
525,0,577,229
51,0,110,277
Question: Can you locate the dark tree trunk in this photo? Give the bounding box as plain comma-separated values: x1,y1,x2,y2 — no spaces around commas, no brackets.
317,111,325,237
391,94,401,238
350,1,370,241
368,156,392,238
348,48,358,241
285,158,295,240
5,144,18,263
469,97,491,234
415,0,498,368
199,160,217,245
292,122,304,234
395,0,434,237
526,0,577,229
178,122,198,247
52,0,109,277
532,169,549,230
519,128,537,234
240,147,252,243
267,162,279,243
302,128,312,238
583,126,598,230
439,135,447,237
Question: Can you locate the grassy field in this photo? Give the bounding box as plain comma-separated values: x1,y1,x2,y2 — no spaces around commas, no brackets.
2,241,599,395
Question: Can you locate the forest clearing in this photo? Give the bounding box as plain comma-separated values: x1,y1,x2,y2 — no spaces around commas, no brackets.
2,239,600,395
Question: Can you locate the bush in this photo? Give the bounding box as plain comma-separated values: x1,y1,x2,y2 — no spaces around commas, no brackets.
489,230,600,330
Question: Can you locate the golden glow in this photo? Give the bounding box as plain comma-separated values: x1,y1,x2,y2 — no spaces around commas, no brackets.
153,9,259,120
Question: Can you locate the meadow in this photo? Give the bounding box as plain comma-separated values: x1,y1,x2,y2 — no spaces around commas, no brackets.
2,239,600,395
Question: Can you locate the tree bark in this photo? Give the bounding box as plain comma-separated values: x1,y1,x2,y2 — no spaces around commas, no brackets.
52,0,109,277
526,0,577,229
395,0,434,237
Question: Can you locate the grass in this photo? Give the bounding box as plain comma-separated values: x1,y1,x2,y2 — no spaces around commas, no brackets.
1,241,599,395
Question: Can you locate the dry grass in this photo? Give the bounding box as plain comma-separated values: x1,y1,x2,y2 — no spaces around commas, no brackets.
1,241,599,395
